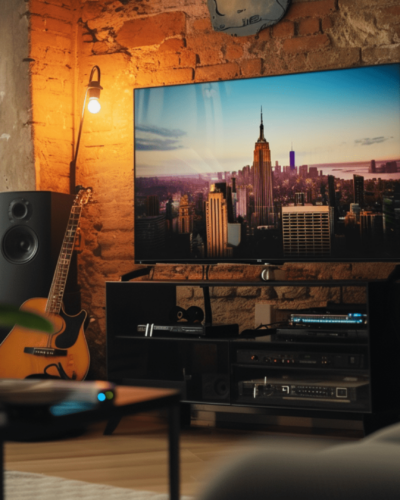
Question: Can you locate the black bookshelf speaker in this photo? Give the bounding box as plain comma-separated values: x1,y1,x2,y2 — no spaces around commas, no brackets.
0,191,75,341
202,374,230,401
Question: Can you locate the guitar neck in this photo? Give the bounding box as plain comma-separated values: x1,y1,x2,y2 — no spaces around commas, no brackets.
46,204,82,314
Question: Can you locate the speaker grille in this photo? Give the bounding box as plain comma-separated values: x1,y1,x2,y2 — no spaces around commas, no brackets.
2,226,39,264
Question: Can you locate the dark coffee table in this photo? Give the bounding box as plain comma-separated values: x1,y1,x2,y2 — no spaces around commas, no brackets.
0,383,181,500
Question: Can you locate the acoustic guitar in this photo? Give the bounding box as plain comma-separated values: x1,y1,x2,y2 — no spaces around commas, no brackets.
0,187,92,380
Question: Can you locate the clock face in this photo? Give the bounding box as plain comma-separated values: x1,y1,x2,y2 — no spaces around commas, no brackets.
207,0,292,36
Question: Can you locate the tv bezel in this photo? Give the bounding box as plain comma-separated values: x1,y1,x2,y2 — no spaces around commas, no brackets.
133,63,400,265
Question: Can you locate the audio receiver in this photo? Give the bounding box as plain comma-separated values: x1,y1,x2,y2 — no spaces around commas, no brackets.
237,377,369,404
290,312,367,327
271,328,368,342
236,349,365,369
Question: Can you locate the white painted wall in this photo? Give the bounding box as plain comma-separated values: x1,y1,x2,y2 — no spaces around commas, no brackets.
0,0,36,192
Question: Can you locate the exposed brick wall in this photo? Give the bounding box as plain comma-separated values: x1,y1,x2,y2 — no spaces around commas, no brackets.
28,0,400,379
29,0,76,193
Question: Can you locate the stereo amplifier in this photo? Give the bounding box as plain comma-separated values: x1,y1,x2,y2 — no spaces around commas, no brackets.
290,312,367,327
238,377,369,404
272,328,368,342
236,349,364,369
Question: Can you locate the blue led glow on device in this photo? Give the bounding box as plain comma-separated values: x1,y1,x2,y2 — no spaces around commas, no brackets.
0,379,116,417
290,313,367,326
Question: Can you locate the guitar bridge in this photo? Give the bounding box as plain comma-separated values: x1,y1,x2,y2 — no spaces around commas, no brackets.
24,347,68,357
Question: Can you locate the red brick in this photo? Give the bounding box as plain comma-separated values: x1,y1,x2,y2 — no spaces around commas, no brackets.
30,15,72,35
156,68,194,85
81,1,104,23
159,38,186,52
256,27,271,41
298,18,320,36
81,42,94,56
92,42,109,54
82,33,94,43
30,30,72,50
186,32,226,52
79,53,130,76
116,12,186,48
30,0,72,22
30,44,71,65
286,0,336,20
180,50,197,68
321,17,334,32
241,58,262,77
307,47,360,70
31,60,72,81
158,52,180,68
272,21,295,39
380,5,400,16
283,34,330,53
362,45,400,65
376,5,400,28
192,18,212,32
33,121,73,141
195,63,240,82
32,0,71,7
32,78,72,96
198,49,221,66
225,44,243,60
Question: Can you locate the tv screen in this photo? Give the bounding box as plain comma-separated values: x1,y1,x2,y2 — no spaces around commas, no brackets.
134,64,400,264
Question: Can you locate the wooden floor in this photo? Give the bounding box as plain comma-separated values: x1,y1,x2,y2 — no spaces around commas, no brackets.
5,414,363,497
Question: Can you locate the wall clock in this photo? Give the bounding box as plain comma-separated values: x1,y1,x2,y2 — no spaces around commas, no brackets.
207,0,292,37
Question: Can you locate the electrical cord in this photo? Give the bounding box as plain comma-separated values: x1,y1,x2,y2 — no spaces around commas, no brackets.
240,321,289,338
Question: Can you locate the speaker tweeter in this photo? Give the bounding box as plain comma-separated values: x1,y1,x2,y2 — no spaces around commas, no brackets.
8,198,32,222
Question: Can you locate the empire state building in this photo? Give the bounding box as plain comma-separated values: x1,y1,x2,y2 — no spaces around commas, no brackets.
253,108,274,227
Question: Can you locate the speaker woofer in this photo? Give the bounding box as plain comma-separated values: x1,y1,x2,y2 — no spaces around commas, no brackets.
202,374,230,401
2,226,39,264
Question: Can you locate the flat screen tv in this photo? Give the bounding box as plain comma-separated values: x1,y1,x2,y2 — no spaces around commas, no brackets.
134,63,400,264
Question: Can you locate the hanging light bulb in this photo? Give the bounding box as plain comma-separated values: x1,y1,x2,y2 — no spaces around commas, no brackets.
87,69,103,114
70,65,104,194
88,98,101,114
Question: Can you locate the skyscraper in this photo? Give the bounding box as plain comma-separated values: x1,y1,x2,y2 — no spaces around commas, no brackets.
290,144,295,170
328,175,336,208
136,215,166,258
282,206,333,256
178,195,194,233
294,192,305,206
353,174,365,207
370,160,376,173
145,195,160,216
206,185,231,258
299,165,308,178
237,187,249,220
253,108,274,226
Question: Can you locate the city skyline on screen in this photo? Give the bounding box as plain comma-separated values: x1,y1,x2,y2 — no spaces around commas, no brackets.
135,64,400,178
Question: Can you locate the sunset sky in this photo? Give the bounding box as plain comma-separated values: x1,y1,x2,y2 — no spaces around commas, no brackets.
135,64,400,177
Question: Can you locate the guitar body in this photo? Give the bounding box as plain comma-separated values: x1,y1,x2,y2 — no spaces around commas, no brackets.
0,297,90,380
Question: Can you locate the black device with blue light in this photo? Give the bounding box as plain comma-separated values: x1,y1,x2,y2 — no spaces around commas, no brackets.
0,379,116,417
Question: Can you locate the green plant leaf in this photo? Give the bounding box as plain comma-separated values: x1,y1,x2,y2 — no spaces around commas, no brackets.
0,304,53,332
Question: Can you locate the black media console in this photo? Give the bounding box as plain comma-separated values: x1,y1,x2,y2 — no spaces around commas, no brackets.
106,269,400,435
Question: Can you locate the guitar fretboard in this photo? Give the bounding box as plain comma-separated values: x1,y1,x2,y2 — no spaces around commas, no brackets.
46,204,82,314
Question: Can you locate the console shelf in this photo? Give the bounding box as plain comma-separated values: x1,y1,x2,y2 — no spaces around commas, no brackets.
106,271,400,435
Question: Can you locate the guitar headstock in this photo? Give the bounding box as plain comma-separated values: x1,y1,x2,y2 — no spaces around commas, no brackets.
74,186,93,206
